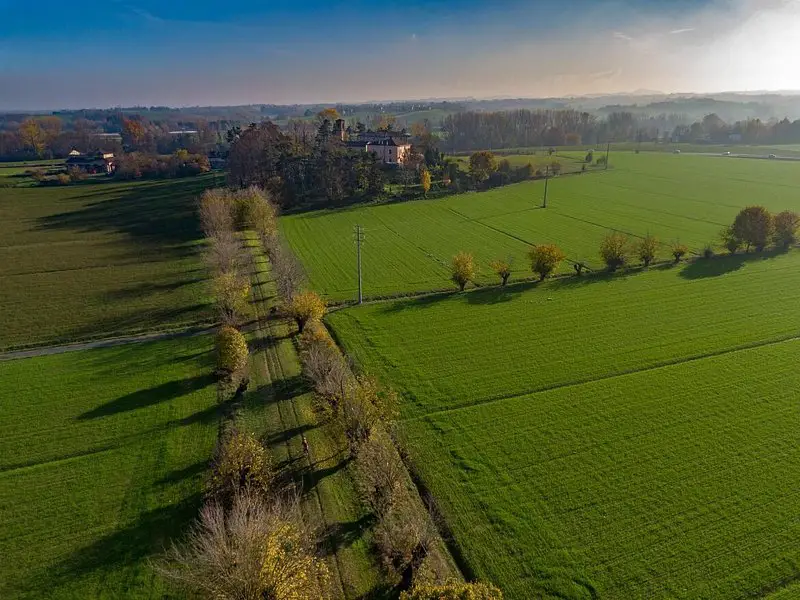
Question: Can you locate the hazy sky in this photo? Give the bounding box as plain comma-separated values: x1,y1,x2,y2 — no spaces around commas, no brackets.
2,0,800,109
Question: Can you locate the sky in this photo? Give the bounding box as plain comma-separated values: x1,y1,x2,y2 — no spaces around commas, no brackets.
2,0,800,109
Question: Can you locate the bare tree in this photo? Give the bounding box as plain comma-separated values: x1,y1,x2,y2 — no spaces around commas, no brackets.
199,188,235,239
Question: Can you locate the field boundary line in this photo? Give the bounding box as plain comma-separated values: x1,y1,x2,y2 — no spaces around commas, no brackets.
403,331,800,422
0,325,215,361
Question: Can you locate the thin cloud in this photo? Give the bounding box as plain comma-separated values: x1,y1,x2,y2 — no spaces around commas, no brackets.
669,28,695,35
613,31,633,41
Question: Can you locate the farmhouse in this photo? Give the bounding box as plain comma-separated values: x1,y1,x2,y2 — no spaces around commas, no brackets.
65,150,116,174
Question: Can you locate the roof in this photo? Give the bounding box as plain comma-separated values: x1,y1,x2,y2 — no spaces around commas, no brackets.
366,138,410,147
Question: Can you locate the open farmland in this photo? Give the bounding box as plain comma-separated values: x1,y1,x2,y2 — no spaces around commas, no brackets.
326,249,800,598
281,152,800,302
0,335,218,599
0,176,214,349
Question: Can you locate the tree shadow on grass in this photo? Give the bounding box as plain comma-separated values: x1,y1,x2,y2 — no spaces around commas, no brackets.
40,493,203,594
679,249,787,280
246,374,308,408
155,461,208,486
318,514,375,557
265,423,316,449
106,277,205,301
77,374,216,420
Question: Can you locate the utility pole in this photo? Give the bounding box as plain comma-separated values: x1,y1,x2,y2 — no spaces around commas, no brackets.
354,224,364,304
605,141,611,171
542,166,550,208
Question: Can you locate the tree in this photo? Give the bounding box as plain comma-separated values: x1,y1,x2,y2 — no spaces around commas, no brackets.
489,259,512,286
528,244,565,281
234,186,277,237
286,291,325,333
213,272,251,325
420,167,431,197
732,206,774,251
122,118,146,148
549,161,562,175
400,582,503,600
199,189,235,239
671,243,689,263
469,151,497,186
600,232,629,271
451,252,475,291
216,326,249,376
208,428,274,507
338,375,398,456
773,210,800,249
158,490,329,600
315,107,341,128
18,119,47,157
636,234,658,266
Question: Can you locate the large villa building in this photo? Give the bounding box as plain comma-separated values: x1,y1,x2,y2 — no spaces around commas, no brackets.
336,119,413,165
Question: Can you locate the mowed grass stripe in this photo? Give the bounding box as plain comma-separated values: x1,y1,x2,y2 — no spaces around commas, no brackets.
328,250,800,418
402,338,800,599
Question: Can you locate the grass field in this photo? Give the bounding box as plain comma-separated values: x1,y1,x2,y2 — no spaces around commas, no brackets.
281,152,800,302
326,249,800,598
0,176,215,349
0,335,219,599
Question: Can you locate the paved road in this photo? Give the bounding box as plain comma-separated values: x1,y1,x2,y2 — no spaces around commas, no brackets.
0,326,214,362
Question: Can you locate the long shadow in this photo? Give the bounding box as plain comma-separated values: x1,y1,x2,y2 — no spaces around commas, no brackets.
245,374,308,409
265,423,316,448
177,402,224,427
36,176,215,251
77,374,215,420
679,249,786,280
40,494,203,594
106,277,204,301
318,514,375,557
155,461,208,486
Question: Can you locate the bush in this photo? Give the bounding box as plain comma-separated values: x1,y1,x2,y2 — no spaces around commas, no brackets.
703,244,715,259
773,210,800,249
549,161,562,175
636,235,658,267
56,173,72,185
67,166,87,182
732,206,774,251
489,259,512,286
401,581,504,600
216,326,249,376
451,252,475,291
158,489,328,600
208,428,274,505
528,244,565,281
721,226,741,254
286,290,325,333
600,232,629,271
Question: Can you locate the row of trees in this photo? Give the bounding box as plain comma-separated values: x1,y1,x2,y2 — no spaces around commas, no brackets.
672,113,800,145
115,149,211,180
721,206,799,253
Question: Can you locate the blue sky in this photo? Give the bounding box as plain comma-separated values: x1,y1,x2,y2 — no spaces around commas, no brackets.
2,0,800,109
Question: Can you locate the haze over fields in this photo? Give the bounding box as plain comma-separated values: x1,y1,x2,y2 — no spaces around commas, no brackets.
4,0,800,108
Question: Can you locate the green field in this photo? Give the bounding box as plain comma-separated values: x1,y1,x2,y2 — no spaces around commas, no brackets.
0,176,215,349
326,248,800,598
281,152,800,302
0,335,218,599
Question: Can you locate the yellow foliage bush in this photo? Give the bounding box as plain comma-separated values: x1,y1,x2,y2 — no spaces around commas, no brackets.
214,272,251,325
599,232,629,271
216,325,249,375
208,428,273,504
234,186,277,237
400,581,503,599
286,291,326,333
489,259,511,286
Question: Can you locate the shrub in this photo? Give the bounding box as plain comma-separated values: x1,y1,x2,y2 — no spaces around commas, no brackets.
773,210,800,249
549,161,562,175
489,259,512,286
286,290,325,333
636,234,658,267
528,244,565,281
599,232,629,271
451,252,475,291
732,206,774,251
158,489,328,600
420,168,431,197
56,173,71,185
213,272,251,326
373,502,436,587
703,244,715,259
401,581,504,600
721,226,741,254
596,156,607,166
468,151,497,185
671,243,689,263
208,428,273,505
216,326,249,376
67,166,87,182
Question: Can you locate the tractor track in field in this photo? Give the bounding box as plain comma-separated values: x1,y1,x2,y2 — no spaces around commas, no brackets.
0,326,214,362
402,330,800,423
